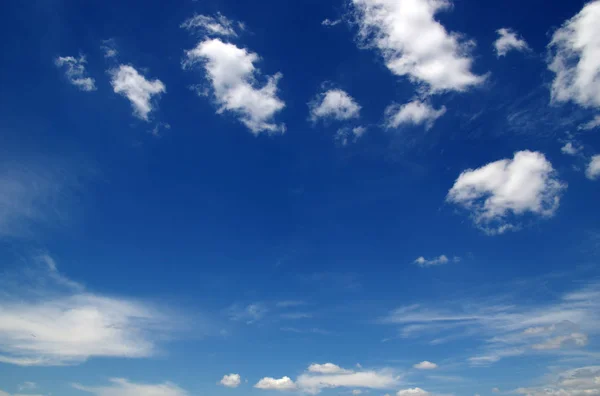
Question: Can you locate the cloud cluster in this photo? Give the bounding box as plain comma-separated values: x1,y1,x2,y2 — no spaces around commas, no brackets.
548,0,600,109
309,89,361,122
255,363,399,394
352,0,485,93
55,56,96,91
184,38,285,134
385,100,446,130
447,150,566,234
73,378,188,396
110,65,166,121
494,28,529,57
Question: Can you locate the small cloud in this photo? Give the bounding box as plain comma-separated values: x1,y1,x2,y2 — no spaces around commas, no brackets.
414,255,450,267
309,89,361,122
413,361,438,370
397,388,429,396
579,115,600,131
227,303,268,324
322,18,341,27
181,13,240,37
385,101,446,130
101,39,118,58
561,142,582,156
352,390,363,395
110,65,166,121
220,374,241,388
494,28,529,57
308,363,352,374
73,378,188,396
18,382,37,391
335,126,367,146
586,155,600,180
55,55,96,91
254,377,297,391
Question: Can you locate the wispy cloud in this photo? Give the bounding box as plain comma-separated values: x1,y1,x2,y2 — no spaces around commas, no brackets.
73,378,188,396
55,55,96,91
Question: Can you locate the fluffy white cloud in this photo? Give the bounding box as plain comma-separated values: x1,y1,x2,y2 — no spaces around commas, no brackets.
297,365,399,394
309,89,361,122
352,0,485,93
308,363,352,374
494,28,529,57
447,150,566,234
181,13,239,37
516,366,600,396
55,55,96,91
397,388,429,396
0,257,176,366
385,101,446,130
586,155,600,180
110,65,165,121
254,377,297,391
414,255,449,267
220,374,241,388
561,142,581,155
548,0,600,109
413,361,437,370
184,38,285,134
73,378,188,396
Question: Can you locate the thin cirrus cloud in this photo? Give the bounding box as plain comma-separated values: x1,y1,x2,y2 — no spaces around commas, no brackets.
184,38,285,134
385,101,446,130
181,13,240,37
516,366,600,396
0,255,180,366
219,374,241,388
352,0,485,93
255,363,400,394
493,28,530,57
381,281,600,365
548,0,600,110
446,150,566,235
55,55,96,92
109,65,166,121
309,89,361,122
72,378,189,396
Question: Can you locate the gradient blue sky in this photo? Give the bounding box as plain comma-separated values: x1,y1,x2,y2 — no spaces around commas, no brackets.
1,0,600,396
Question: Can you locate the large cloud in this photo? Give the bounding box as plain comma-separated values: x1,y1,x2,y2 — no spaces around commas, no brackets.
447,150,566,234
110,65,166,121
352,0,485,93
184,38,285,134
73,378,188,396
548,0,600,109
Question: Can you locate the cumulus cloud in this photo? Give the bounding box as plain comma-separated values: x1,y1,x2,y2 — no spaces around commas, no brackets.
308,363,353,374
220,374,241,388
397,388,429,396
73,378,188,396
494,28,529,57
447,150,566,234
561,142,582,155
352,0,485,93
413,361,438,370
55,55,96,91
184,38,285,134
414,255,449,267
254,377,297,391
385,101,446,130
548,0,600,109
586,155,600,180
516,366,600,396
181,13,240,37
309,89,361,122
110,65,166,121
0,256,177,366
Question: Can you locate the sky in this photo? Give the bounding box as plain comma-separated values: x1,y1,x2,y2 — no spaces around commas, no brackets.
1,0,600,395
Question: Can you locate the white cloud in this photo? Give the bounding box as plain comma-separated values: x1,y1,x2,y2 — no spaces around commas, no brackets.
308,363,353,374
309,89,361,122
531,332,588,350
494,28,529,57
447,150,566,234
297,365,400,394
397,388,429,396
579,115,600,130
184,38,285,134
414,255,449,267
73,378,188,396
110,65,166,121
413,361,437,370
516,366,600,396
101,39,118,58
335,126,367,146
254,377,297,391
0,257,177,366
322,18,342,27
55,55,96,91
181,13,239,37
220,374,241,388
352,0,485,93
548,0,600,109
227,303,268,324
385,101,446,130
19,382,37,392
561,142,581,155
352,390,363,395
586,155,600,180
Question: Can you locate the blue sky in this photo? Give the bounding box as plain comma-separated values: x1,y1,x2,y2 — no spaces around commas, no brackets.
1,0,600,395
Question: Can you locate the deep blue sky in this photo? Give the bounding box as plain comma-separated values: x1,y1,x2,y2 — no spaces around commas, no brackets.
1,0,599,396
